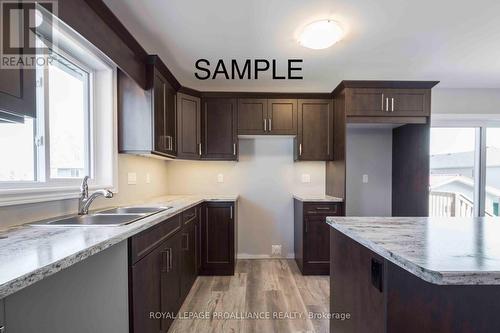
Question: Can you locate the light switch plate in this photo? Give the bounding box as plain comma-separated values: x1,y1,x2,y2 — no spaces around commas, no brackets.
301,174,311,183
217,174,224,183
146,173,151,184
362,174,369,184
127,172,137,185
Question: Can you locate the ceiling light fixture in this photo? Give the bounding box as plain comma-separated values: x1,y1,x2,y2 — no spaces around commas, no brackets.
298,19,344,50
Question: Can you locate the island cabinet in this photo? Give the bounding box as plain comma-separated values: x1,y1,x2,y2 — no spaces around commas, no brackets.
177,93,201,159
294,199,343,275
330,228,500,333
237,98,297,135
201,98,238,160
200,202,236,275
296,99,334,161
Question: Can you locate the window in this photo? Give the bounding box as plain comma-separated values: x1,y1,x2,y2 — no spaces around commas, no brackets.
429,128,477,217
430,117,500,217
0,13,117,206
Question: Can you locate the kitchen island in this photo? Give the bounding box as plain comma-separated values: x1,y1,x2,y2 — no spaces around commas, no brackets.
327,217,500,333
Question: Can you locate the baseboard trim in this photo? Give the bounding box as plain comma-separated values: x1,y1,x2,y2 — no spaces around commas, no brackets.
237,253,295,259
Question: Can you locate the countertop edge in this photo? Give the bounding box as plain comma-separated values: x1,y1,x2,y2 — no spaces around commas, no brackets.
292,194,344,202
327,219,500,286
0,196,238,298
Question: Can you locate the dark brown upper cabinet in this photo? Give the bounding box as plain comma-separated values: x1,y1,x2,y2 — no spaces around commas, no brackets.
237,98,297,135
333,81,439,121
0,65,36,122
296,99,334,161
150,62,176,157
201,98,238,160
267,99,297,135
177,93,201,159
118,57,176,158
237,98,268,135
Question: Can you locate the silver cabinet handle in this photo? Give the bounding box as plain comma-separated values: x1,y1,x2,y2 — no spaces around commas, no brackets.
269,118,272,132
264,118,267,131
199,143,202,156
385,98,389,112
233,143,236,155
169,248,173,271
299,143,302,156
230,206,233,219
391,98,394,112
381,93,384,111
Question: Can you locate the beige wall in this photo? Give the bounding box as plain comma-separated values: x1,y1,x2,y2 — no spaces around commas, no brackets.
165,137,325,258
0,154,169,229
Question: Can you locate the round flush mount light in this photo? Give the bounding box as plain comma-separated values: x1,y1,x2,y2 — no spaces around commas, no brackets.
298,19,344,50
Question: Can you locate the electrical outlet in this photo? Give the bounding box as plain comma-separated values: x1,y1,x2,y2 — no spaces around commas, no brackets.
301,174,311,183
271,245,282,257
217,173,224,183
362,174,369,184
127,172,137,185
146,173,151,184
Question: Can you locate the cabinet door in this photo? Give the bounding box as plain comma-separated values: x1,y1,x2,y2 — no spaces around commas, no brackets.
304,216,330,265
177,93,201,159
346,88,385,116
180,221,197,299
202,98,238,160
237,98,267,135
385,89,430,116
297,99,334,161
160,233,182,332
131,245,163,333
164,81,177,156
201,202,235,275
153,72,167,153
267,99,297,135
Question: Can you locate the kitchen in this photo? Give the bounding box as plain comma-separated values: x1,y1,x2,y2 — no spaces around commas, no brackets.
1,1,500,333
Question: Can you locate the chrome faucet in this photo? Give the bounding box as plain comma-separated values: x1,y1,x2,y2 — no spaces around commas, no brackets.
78,176,113,215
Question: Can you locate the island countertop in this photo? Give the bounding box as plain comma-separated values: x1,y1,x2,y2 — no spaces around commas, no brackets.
326,216,500,285
0,195,238,299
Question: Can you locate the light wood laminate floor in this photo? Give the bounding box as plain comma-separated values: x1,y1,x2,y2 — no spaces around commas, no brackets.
169,259,330,333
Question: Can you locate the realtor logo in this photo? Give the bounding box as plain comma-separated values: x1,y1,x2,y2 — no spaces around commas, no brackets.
0,0,57,68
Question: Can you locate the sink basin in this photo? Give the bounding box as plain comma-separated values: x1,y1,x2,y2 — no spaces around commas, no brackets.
97,206,171,215
31,214,145,227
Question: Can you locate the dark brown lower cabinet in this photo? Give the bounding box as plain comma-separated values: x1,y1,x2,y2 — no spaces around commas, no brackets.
200,202,236,275
180,209,198,300
294,200,343,275
330,228,500,333
129,202,236,332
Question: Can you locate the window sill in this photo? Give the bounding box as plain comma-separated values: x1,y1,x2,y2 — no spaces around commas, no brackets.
0,184,117,207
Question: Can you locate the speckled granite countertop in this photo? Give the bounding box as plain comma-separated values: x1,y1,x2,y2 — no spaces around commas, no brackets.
293,194,344,202
0,195,238,299
326,217,500,285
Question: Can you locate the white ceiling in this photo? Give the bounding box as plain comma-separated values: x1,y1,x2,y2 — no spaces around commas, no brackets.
103,0,500,92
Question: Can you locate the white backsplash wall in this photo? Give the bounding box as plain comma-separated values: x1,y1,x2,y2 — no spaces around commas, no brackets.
165,137,326,259
0,154,170,229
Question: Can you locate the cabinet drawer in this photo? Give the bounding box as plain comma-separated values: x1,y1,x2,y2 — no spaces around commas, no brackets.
130,214,182,264
304,203,341,215
182,206,198,225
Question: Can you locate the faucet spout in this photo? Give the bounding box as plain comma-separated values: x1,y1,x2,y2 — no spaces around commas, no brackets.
78,177,113,215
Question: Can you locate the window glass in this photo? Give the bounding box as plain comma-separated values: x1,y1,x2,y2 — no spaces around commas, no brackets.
486,128,500,216
48,57,90,179
0,117,35,181
429,128,476,217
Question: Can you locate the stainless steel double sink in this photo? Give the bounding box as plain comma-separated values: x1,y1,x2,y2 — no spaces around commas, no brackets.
30,206,172,227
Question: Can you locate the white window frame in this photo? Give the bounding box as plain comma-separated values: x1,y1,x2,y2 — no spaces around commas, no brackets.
0,12,118,206
431,114,500,217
